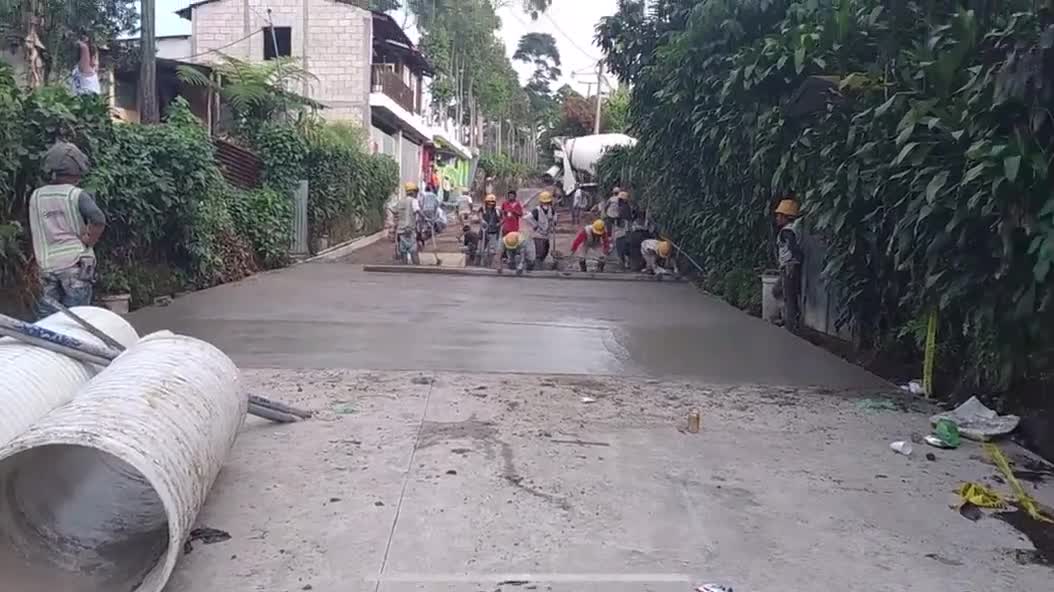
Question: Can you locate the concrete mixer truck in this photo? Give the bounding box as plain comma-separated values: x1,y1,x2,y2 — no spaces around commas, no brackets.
545,133,637,207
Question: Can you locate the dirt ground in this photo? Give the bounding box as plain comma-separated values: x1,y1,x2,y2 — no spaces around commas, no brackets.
164,369,1054,592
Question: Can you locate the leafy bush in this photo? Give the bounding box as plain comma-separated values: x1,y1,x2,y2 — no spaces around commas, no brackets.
305,124,398,245
597,0,1054,393
229,186,293,269
479,153,528,182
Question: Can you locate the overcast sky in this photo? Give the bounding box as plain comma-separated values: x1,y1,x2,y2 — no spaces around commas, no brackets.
158,1,619,93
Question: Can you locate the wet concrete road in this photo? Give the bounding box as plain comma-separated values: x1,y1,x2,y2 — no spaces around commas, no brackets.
130,261,884,388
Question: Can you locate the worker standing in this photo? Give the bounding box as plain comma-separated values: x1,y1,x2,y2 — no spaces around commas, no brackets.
571,187,587,225
641,239,678,276
499,231,528,276
570,220,610,272
28,141,106,318
389,182,422,265
500,190,523,236
598,187,623,231
479,194,501,267
774,198,803,333
528,191,557,269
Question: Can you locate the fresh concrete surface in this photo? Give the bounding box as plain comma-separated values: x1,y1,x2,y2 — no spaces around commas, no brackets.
128,261,1051,592
129,262,883,388
165,370,1053,592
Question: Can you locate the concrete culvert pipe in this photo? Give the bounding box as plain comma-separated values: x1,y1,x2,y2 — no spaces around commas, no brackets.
0,332,246,592
0,306,138,447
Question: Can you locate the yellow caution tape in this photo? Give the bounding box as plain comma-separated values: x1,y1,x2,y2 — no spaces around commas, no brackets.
922,309,937,399
956,482,1007,509
985,443,1054,523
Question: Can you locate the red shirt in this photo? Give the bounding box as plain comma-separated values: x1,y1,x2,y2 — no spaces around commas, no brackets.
571,228,611,254
501,200,523,234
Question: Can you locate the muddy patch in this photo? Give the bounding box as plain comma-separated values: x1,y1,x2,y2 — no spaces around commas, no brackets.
995,510,1054,566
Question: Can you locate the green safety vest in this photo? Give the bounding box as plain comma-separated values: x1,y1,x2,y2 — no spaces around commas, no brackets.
29,184,93,272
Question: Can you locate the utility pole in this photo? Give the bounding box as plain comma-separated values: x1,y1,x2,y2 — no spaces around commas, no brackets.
139,0,159,123
593,59,604,135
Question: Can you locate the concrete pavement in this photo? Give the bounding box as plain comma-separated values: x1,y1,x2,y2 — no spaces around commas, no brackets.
130,261,884,387
127,261,1053,592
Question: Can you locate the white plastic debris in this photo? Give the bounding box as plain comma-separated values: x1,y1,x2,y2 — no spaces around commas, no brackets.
890,441,914,456
900,380,926,396
580,397,597,404
929,396,1020,441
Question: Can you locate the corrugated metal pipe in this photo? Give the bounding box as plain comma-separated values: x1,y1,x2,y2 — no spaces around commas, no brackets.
0,306,138,448
0,332,246,592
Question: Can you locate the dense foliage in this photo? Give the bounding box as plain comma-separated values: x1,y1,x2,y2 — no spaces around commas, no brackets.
596,0,1054,394
305,124,399,244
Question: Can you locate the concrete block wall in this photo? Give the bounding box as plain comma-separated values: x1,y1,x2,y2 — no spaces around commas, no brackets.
190,0,371,127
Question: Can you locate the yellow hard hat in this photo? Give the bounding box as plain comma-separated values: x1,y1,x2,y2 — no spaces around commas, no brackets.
539,191,553,204
657,240,673,258
503,232,521,250
618,191,630,200
591,219,606,235
484,193,497,204
404,181,419,193
774,199,800,217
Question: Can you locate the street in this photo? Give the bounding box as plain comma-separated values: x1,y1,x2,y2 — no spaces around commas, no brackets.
131,262,1052,592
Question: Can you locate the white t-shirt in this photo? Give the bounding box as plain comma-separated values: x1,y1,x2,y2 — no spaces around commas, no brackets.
70,67,101,96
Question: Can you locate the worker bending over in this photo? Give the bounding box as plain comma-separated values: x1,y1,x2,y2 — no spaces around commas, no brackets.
528,191,557,268
499,231,528,276
641,239,678,275
570,220,610,272
774,197,803,333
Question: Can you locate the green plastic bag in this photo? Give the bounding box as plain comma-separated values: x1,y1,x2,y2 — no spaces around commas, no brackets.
935,419,961,448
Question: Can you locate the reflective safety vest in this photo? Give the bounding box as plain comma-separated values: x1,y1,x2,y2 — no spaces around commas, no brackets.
29,184,92,272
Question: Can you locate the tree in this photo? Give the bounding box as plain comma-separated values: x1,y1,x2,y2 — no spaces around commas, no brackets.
513,32,562,83
178,56,320,125
0,0,138,83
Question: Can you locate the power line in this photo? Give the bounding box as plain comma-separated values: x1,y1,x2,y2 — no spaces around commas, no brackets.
540,12,600,62
171,28,262,62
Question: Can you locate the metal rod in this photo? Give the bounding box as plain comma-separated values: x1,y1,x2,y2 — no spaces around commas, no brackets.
249,395,313,419
0,313,122,362
45,299,128,352
0,313,303,424
0,327,113,367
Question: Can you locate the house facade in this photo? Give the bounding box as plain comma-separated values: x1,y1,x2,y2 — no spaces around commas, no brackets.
177,0,372,125
175,1,471,195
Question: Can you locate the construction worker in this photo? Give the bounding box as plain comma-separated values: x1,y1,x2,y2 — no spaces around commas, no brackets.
499,231,528,275
389,182,422,265
774,197,803,333
28,140,106,318
528,191,557,268
570,219,610,272
641,239,678,275
478,194,501,267
501,190,523,236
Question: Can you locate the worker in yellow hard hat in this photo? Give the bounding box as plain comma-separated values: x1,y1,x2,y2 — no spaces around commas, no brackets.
774,196,803,333
499,231,528,275
641,238,678,276
478,193,501,267
570,219,611,272
527,191,558,269
387,181,422,264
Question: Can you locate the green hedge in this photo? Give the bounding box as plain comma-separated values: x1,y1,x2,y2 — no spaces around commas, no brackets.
598,0,1054,394
305,128,398,245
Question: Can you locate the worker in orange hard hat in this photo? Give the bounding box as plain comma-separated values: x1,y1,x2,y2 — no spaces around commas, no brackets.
774,196,803,333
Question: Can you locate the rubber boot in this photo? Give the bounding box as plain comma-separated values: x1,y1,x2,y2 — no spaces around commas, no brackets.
579,260,587,272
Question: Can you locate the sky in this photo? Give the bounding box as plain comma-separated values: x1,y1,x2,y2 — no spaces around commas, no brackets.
156,0,619,94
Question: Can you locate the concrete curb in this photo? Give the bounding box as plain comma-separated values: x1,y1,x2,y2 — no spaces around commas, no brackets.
303,230,387,262
362,265,688,283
